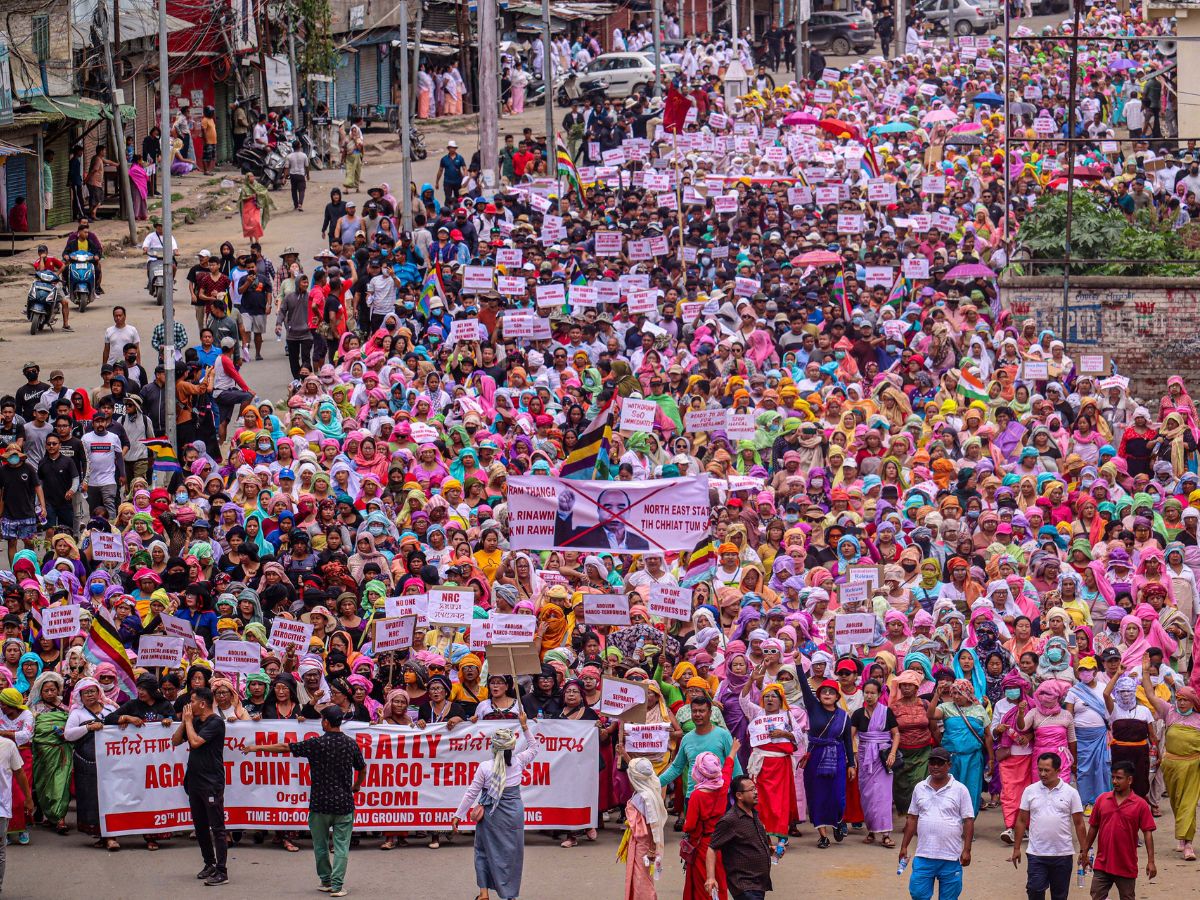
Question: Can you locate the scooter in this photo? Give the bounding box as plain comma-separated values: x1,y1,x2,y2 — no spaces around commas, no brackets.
409,125,428,161
556,71,608,107
26,270,61,334
234,143,287,190
147,248,173,306
296,127,323,170
66,250,96,312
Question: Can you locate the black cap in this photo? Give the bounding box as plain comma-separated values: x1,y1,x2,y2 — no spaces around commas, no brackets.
1100,647,1122,662
928,746,952,762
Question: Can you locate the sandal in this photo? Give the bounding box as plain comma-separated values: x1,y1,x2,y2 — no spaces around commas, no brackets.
380,839,397,851
55,822,69,835
1185,844,1197,861
146,840,160,851
105,838,121,852
560,836,578,848
881,836,896,849
428,837,440,849
585,828,597,841
863,834,876,844
92,838,106,849
283,839,300,852
817,836,831,849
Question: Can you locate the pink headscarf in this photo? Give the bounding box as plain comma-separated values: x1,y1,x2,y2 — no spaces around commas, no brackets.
690,751,726,792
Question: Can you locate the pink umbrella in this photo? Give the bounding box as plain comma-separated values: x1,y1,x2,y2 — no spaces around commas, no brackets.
783,111,819,126
949,121,984,135
922,109,958,124
945,263,996,279
792,250,843,266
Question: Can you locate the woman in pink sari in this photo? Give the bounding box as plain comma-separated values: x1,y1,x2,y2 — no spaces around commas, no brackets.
128,156,149,220
1018,680,1076,782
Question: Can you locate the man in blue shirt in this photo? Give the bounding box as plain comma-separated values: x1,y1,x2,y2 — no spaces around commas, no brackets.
436,140,466,207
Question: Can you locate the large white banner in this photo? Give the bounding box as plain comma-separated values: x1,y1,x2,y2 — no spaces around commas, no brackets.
506,475,711,552
96,720,597,836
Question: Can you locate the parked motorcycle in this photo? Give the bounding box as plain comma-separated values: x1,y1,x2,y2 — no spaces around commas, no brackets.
409,125,428,161
556,72,608,107
66,250,96,312
234,143,286,190
26,270,61,334
295,127,323,170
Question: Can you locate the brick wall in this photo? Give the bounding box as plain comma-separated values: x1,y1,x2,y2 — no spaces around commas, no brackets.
1000,277,1200,401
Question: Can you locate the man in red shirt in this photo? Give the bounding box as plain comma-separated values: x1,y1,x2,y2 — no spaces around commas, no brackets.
511,140,537,181
32,244,72,331
1080,760,1156,899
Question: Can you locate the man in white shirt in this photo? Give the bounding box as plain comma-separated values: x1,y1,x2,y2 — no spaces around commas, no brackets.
80,411,125,516
140,221,178,292
0,734,32,892
1011,752,1086,900
365,257,401,332
899,746,975,900
102,306,142,369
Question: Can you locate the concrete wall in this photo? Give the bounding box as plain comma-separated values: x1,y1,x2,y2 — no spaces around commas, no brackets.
5,0,74,98
1000,277,1200,400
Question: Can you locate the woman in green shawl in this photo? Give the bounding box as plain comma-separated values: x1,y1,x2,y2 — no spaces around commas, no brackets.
29,672,71,833
314,400,345,441
238,172,275,240
611,360,642,398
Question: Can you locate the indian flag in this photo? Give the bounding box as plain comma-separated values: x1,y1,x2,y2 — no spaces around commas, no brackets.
957,369,989,403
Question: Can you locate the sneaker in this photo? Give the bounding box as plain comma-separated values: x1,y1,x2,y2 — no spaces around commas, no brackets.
1001,829,1014,845
318,886,332,893
204,872,229,886
16,831,29,845
62,325,73,331
330,891,347,898
197,865,218,880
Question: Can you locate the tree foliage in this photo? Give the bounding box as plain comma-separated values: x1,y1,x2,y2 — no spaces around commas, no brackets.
1015,192,1200,276
296,0,337,77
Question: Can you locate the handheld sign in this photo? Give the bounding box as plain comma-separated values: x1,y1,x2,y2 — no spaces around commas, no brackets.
42,605,81,640
486,640,543,677
212,640,263,674
599,676,648,722
160,614,195,640
583,594,631,626
834,612,877,644
90,531,125,564
489,613,537,644
624,723,670,755
749,713,790,747
648,584,692,622
619,398,658,433
373,615,417,653
427,588,474,625
137,635,184,668
268,617,315,653
1023,360,1049,381
839,581,873,608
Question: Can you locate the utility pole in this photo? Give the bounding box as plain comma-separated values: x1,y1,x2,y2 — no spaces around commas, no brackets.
286,13,302,128
159,0,177,449
652,0,663,97
541,0,554,166
797,0,809,80
730,0,739,58
97,1,137,245
397,3,413,232
478,0,498,188
894,0,904,59
412,0,423,118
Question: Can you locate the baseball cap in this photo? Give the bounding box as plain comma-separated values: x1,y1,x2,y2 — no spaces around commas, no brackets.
929,746,952,763
198,249,211,258
447,140,458,148
220,336,236,349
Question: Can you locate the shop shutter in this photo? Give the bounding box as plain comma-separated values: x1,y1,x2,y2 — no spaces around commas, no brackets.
334,51,357,119
46,133,71,228
4,153,28,219
358,45,380,108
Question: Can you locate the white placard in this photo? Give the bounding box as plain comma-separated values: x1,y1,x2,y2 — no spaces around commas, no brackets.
599,677,646,717
834,612,877,643
497,275,527,296
595,231,623,256
488,613,537,644
749,713,790,747
583,593,630,626
268,617,315,653
137,635,184,668
90,531,126,563
569,284,597,307
160,614,195,640
627,289,657,315
42,605,81,640
726,412,756,440
903,257,930,279
463,266,495,293
535,283,566,309
619,398,658,433
624,723,670,754
922,175,946,195
450,318,480,344
374,615,417,652
428,588,474,625
496,248,523,267
839,581,872,607
212,640,263,674
648,584,691,621
386,593,428,622
685,409,728,432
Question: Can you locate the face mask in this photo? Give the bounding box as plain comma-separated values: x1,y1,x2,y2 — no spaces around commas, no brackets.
5,455,19,466
1046,648,1064,664
175,492,189,505
785,513,799,524
1004,688,1021,702
835,351,845,360
1078,670,1096,684
89,582,104,595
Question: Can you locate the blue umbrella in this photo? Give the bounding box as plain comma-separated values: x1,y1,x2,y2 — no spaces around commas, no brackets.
973,91,1003,107
869,122,915,135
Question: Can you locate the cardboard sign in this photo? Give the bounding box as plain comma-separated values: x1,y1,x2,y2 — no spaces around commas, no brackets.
619,398,658,433
90,531,126,563
1023,360,1049,381
463,266,495,293
839,581,873,608
846,565,883,590
469,621,492,651
489,613,537,644
535,282,566,309
837,213,864,234
160,614,195,640
833,612,877,643
450,318,481,344
1077,352,1109,376
749,713,790,748
685,409,727,432
582,594,630,626
137,635,184,668
648,584,691,622
569,284,597,307
865,266,894,288
922,175,946,195
268,617,315,653
598,676,648,722
385,594,427,623
627,289,658,315
427,589,473,625
726,412,756,441
903,257,930,279
497,275,526,297
212,640,263,674
373,615,417,653
496,248,523,267
624,723,670,755
42,605,81,640
595,231,623,256
486,640,542,677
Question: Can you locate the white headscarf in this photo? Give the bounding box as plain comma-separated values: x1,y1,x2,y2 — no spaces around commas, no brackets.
627,756,668,856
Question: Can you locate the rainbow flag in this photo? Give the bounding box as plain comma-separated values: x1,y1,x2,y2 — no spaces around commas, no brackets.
886,274,909,310
560,399,613,480
860,142,881,179
85,607,137,695
556,133,582,197
142,437,180,473
957,369,989,403
680,536,717,588
832,267,851,321
418,265,445,319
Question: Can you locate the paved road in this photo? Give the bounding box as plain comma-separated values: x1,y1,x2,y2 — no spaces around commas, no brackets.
5,802,1194,898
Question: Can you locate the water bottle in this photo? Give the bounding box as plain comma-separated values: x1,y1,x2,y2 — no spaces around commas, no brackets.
897,856,910,876
1077,864,1086,888
772,836,788,865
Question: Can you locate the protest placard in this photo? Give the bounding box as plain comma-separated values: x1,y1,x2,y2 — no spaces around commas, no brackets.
834,612,877,643
1077,352,1109,376
42,605,81,640
648,584,692,622
623,723,670,755
160,614,195,640
427,589,473,625
685,409,727,432
212,640,263,674
137,635,184,668
489,613,537,644
486,641,542,677
839,581,873,608
749,713,790,747
462,266,494,293
599,677,647,722
374,615,417,653
449,318,480,344
268,617,314,653
619,398,658,433
1023,360,1049,380
583,594,631,626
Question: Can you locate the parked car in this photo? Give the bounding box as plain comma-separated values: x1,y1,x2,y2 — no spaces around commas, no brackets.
915,0,1000,35
578,52,680,98
806,12,876,56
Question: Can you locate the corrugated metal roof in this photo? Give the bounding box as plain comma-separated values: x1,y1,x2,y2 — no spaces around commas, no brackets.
27,95,135,122
0,139,33,157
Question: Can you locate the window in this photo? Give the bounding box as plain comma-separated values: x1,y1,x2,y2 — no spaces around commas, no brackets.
31,14,49,63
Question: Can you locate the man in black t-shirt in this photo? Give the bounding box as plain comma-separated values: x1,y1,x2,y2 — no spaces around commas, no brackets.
0,446,43,561
243,707,365,895
14,363,49,421
36,431,79,531
173,687,228,886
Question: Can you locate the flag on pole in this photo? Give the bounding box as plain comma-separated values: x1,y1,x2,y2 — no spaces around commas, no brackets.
860,142,881,179
141,437,180,474
832,267,851,321
680,536,718,588
886,274,909,310
556,133,582,197
560,399,614,480
418,264,445,319
956,369,989,403
85,607,137,695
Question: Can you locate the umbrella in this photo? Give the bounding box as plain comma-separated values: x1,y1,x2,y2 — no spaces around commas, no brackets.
1108,58,1137,71
945,263,996,279
1048,165,1103,181
818,118,861,139
783,111,819,126
949,122,985,135
945,134,985,146
870,122,915,135
792,250,843,266
922,109,958,124
973,91,1003,107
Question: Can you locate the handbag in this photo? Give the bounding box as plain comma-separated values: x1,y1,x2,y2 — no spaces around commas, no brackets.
880,746,904,774
678,836,696,865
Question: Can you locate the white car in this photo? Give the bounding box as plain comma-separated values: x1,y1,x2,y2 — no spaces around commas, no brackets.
579,52,680,98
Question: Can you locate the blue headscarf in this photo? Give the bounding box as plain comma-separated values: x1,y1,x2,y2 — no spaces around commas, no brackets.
15,652,43,694
952,646,987,700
